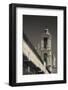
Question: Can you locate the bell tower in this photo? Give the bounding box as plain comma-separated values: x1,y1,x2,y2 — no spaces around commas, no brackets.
41,27,52,73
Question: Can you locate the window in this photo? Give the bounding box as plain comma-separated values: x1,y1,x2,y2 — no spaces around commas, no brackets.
44,53,47,64
44,38,48,49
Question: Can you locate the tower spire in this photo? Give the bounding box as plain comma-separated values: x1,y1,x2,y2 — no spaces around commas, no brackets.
44,26,50,35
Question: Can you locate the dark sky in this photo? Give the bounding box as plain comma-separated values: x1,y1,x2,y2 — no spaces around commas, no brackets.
23,15,57,59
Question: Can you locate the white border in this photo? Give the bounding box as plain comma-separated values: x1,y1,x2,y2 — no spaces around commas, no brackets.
16,7,64,83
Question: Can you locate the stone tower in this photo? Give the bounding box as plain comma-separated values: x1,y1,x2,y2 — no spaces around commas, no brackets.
41,28,52,73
